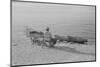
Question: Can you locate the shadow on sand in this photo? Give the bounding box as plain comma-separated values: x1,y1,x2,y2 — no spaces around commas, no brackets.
48,46,95,56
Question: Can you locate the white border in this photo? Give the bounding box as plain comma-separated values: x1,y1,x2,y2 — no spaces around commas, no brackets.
0,0,99,67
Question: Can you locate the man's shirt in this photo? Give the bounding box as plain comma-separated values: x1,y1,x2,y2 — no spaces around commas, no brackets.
44,31,52,41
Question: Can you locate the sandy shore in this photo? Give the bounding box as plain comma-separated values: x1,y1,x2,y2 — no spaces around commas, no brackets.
12,37,95,66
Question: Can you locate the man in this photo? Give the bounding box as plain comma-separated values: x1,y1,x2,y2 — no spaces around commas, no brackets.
44,27,52,46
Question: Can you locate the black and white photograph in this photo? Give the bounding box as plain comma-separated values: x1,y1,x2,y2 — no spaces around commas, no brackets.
11,0,96,66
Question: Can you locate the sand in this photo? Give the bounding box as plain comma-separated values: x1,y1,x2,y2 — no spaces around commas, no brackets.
12,36,95,66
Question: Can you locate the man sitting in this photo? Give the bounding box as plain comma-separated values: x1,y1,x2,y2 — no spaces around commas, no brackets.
44,27,53,47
